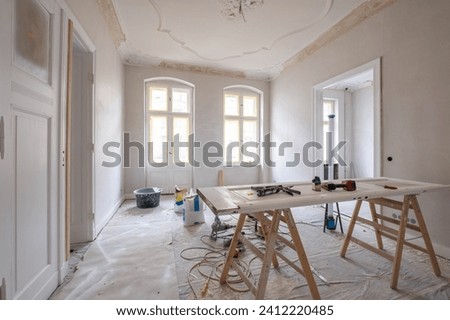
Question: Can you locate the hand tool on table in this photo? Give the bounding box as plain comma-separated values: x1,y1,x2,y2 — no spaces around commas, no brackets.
251,185,301,197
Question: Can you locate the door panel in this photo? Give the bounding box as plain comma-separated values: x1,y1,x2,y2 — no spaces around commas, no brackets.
13,111,53,296
8,0,61,299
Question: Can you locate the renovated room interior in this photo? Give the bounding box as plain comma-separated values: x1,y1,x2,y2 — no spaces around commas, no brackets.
0,0,449,300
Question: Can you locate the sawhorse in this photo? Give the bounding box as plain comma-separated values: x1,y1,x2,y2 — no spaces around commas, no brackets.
340,195,441,289
220,208,321,300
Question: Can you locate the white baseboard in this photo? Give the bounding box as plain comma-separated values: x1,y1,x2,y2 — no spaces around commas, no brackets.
94,196,125,238
58,260,69,284
408,237,450,260
433,242,450,260
124,193,135,200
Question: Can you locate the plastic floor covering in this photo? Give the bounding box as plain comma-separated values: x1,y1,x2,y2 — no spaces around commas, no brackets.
51,196,450,300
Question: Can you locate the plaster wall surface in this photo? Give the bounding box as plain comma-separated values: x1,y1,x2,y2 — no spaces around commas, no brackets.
270,0,450,257
124,65,270,195
352,85,374,178
66,0,125,235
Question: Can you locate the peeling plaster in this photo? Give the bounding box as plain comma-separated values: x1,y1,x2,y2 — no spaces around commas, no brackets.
158,61,246,79
96,0,126,48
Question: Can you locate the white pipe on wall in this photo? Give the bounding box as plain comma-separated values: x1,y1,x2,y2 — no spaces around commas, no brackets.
326,114,335,219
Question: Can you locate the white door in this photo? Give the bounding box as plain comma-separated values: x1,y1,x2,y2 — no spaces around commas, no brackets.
1,0,61,299
146,81,193,194
69,34,95,244
0,0,13,300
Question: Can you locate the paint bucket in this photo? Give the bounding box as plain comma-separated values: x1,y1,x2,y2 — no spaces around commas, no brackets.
326,217,337,230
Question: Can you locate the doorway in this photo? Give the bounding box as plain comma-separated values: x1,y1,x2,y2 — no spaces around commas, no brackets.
67,26,95,245
145,78,194,194
313,58,382,219
313,58,381,180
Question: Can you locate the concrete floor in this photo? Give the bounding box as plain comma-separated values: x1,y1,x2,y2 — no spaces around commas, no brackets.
51,196,450,300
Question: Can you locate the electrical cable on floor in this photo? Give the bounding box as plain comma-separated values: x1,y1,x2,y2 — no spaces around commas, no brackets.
180,235,255,298
180,211,336,298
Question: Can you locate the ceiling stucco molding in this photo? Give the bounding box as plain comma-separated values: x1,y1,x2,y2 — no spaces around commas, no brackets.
282,0,397,70
147,0,334,62
113,36,252,80
98,0,397,81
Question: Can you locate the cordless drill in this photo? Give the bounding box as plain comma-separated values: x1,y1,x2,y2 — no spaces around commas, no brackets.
322,180,356,191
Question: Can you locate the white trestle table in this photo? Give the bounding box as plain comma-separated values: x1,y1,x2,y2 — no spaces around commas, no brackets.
197,177,449,299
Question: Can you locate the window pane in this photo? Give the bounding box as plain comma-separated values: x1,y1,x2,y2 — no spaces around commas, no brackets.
224,119,240,163
224,94,239,116
172,88,189,113
149,87,167,111
243,96,257,117
243,120,257,143
243,120,258,163
323,100,334,121
173,117,190,163
323,99,337,155
149,116,167,163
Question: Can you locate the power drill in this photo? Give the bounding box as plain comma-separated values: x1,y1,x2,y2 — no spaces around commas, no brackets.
322,180,356,191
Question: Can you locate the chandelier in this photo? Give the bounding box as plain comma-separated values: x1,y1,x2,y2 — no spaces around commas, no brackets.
218,0,264,22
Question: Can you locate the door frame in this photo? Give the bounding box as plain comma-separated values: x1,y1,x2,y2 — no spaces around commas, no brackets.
58,9,96,268
312,58,382,179
144,77,195,194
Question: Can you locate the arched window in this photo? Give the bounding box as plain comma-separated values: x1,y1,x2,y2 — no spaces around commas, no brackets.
223,86,261,166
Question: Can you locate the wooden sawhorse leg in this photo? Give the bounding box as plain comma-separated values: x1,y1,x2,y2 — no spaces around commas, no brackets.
410,196,440,276
283,209,321,300
220,213,246,285
369,201,384,250
340,199,362,257
220,209,320,300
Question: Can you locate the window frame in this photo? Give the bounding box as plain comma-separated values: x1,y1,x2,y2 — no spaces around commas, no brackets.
322,98,338,164
223,88,260,166
145,81,193,165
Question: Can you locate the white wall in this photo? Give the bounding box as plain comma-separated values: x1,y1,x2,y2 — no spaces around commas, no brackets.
351,85,374,178
66,0,125,236
270,0,450,257
124,65,270,195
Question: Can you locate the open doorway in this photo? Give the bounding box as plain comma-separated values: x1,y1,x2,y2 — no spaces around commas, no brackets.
313,58,381,219
313,58,381,180
67,24,95,245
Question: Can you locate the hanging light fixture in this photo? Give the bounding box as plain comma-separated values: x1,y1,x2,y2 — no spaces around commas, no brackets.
218,0,264,22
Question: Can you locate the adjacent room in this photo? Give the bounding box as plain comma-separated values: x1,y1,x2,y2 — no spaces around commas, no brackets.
0,0,449,301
